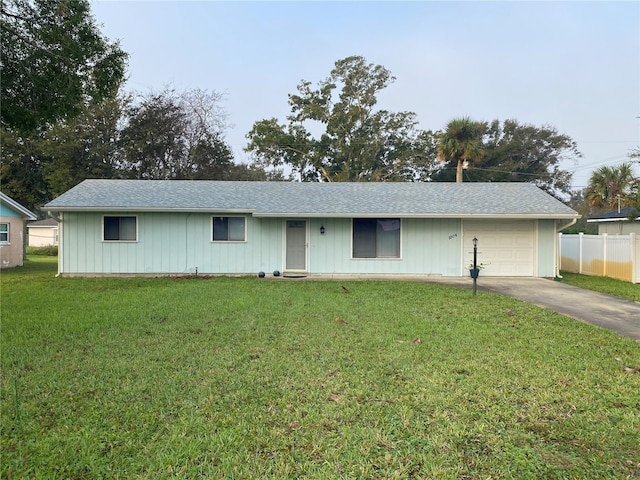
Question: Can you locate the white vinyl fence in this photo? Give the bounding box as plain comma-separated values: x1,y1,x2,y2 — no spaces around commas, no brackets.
559,233,640,283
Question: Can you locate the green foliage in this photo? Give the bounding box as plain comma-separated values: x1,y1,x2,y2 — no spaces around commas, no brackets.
2,259,639,478
246,55,436,182
0,0,127,132
560,190,598,234
1,85,273,211
119,88,270,181
25,245,58,256
0,127,49,210
436,117,485,183
584,162,637,211
43,94,127,197
433,119,578,197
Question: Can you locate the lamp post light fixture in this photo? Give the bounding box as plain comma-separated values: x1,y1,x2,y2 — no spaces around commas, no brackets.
472,236,478,296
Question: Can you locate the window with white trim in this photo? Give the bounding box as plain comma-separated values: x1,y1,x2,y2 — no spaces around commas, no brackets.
103,216,137,241
212,216,245,242
0,223,8,243
353,218,400,258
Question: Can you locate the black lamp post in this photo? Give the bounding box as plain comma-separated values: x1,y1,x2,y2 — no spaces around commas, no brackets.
472,236,478,296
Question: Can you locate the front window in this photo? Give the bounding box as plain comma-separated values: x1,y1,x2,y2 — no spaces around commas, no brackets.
213,216,245,242
353,218,400,258
0,223,8,243
103,216,137,241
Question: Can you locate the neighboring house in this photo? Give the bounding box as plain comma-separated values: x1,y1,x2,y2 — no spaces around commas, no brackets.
27,218,59,247
587,207,640,235
0,192,37,268
44,180,580,278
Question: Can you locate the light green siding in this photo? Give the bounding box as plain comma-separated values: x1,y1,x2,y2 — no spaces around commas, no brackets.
60,213,463,276
537,219,557,277
60,212,556,277
60,212,283,275
308,218,461,275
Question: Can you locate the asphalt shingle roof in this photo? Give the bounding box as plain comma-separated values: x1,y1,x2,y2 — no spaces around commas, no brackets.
27,218,58,227
44,180,579,218
587,207,638,221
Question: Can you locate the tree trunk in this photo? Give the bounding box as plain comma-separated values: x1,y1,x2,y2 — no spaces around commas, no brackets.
456,160,463,183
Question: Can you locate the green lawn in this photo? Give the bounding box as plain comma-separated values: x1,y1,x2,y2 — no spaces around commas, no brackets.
558,271,640,303
2,257,639,479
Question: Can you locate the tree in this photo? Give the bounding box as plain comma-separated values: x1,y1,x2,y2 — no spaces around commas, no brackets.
119,88,266,181
436,117,485,183
1,0,127,132
246,56,435,182
0,0,127,210
0,128,49,210
584,162,637,211
432,119,578,196
119,90,189,179
42,94,127,197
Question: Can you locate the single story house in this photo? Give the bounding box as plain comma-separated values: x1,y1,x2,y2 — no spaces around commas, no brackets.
27,218,59,247
587,207,640,235
1,192,37,268
44,180,580,278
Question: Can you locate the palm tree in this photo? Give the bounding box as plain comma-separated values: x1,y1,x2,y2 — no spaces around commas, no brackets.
437,117,485,183
584,162,636,210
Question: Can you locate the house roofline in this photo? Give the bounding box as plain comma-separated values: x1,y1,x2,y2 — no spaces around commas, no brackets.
47,207,256,214
251,213,581,219
45,207,579,220
587,217,639,223
1,192,37,220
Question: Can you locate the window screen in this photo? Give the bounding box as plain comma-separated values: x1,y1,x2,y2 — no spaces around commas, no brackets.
353,219,400,258
103,216,137,241
213,217,245,241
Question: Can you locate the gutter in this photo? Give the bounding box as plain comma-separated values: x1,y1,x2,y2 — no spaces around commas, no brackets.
44,207,255,214
554,218,578,278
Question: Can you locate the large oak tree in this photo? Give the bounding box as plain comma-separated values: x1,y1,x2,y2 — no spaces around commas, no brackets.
246,56,435,182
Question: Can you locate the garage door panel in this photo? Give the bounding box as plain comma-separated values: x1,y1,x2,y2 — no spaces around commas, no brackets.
464,220,535,277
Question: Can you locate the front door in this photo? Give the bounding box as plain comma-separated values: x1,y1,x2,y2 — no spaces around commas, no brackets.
286,220,307,271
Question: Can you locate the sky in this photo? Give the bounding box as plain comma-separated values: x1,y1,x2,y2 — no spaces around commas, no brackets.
91,0,640,191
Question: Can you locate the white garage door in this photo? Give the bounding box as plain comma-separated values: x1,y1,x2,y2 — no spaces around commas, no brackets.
463,220,536,276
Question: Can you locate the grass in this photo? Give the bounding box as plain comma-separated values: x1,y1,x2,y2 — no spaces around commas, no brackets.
2,257,639,479
559,271,640,303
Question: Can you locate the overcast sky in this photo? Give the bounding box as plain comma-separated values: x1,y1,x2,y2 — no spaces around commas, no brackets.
91,0,640,190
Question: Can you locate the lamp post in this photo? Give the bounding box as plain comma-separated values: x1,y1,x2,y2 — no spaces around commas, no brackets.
472,237,478,296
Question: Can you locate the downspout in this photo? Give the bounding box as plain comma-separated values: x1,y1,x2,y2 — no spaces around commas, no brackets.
554,218,577,278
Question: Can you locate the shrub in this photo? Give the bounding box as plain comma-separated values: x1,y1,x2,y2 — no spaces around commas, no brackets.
26,245,58,256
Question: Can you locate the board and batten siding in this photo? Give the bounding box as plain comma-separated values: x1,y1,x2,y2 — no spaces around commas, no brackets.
308,217,461,276
60,212,553,277
59,212,283,275
537,220,557,277
60,213,463,276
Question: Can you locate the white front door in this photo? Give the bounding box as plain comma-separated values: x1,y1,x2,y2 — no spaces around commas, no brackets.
285,220,307,271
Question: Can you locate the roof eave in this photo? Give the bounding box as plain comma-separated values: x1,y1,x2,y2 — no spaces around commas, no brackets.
1,192,37,220
46,207,255,214
253,213,581,219
587,217,639,223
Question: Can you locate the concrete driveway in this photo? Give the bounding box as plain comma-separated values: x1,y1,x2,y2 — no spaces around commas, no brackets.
443,276,640,342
